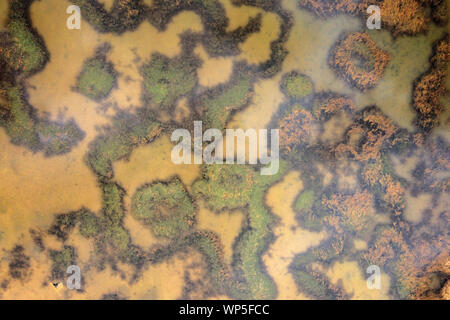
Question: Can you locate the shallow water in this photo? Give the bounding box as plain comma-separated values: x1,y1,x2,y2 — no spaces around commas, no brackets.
0,0,448,300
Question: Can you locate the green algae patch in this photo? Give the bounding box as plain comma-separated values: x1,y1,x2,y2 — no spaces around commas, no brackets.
102,182,125,225
76,57,117,101
148,0,263,57
289,239,347,300
193,164,256,211
36,119,85,156
0,1,84,156
49,246,77,280
70,0,146,34
86,109,162,179
78,209,99,238
294,189,315,212
199,65,254,129
193,161,290,299
2,85,41,151
280,71,313,100
7,0,48,76
142,53,200,111
132,178,196,239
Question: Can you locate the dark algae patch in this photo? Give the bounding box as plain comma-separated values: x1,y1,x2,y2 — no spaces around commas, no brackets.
8,245,31,280
280,71,314,101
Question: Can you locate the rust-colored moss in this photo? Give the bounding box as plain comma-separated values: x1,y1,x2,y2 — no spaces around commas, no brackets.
413,34,449,132
335,107,398,161
322,190,375,233
329,32,390,91
279,108,314,152
314,93,355,120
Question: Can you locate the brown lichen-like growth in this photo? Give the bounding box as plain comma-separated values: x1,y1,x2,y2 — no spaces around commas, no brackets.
299,0,438,37
322,190,375,233
329,32,390,91
361,161,406,216
335,107,398,161
279,108,314,152
314,93,355,121
297,0,360,17
360,0,430,36
413,34,449,132
363,226,449,300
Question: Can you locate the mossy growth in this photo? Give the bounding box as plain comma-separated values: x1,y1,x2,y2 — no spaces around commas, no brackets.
193,164,256,211
48,212,78,241
36,119,85,156
199,65,253,129
291,269,334,299
131,178,196,239
148,0,262,57
78,209,99,238
103,224,131,252
2,85,41,151
49,246,76,280
71,0,146,34
1,84,85,156
1,2,84,156
76,56,117,101
280,71,313,100
294,192,330,232
193,161,289,299
289,242,345,299
142,53,200,111
294,189,315,212
101,182,125,225
86,108,161,179
7,0,48,76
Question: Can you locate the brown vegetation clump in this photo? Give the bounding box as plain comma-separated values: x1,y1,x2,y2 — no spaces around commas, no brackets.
314,94,355,121
322,190,375,233
364,227,449,299
411,252,450,299
412,137,450,193
360,0,430,36
363,228,405,266
361,161,405,215
413,34,449,132
329,32,390,91
335,107,398,161
297,0,360,17
299,0,441,36
279,108,314,152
